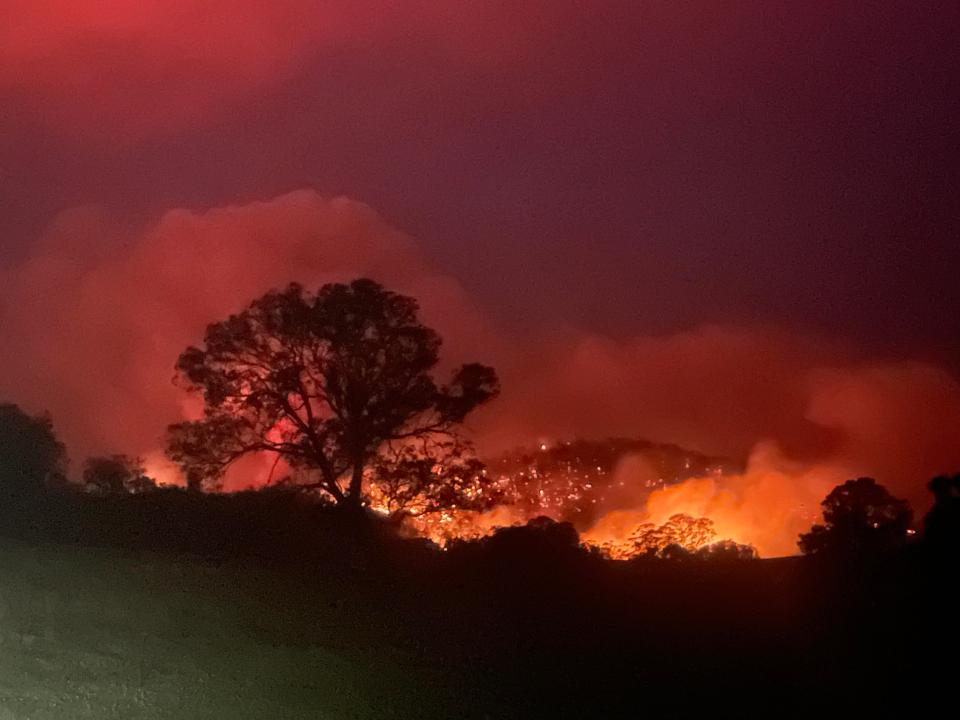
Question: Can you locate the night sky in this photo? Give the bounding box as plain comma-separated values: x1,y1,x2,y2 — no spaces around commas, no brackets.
2,2,960,530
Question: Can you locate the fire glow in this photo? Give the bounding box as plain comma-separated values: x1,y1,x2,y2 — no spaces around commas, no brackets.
374,439,836,558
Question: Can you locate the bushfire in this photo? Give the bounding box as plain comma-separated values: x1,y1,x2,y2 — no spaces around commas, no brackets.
375,438,778,559
153,435,827,558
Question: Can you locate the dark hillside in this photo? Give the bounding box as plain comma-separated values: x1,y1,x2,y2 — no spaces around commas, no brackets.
0,540,450,719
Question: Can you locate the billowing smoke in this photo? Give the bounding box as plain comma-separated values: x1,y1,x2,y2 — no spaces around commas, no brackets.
2,190,960,553
0,191,498,483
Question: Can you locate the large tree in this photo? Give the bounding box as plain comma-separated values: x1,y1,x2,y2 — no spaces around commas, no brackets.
798,477,912,556
167,279,500,514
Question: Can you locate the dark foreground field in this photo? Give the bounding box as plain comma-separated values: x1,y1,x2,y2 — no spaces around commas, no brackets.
0,529,935,719
0,540,455,719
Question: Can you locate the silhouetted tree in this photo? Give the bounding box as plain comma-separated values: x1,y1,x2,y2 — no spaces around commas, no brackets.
0,403,67,496
658,542,695,562
695,539,758,561
630,513,717,557
477,516,582,560
798,477,911,556
922,473,960,554
365,439,503,520
167,279,499,514
83,455,157,495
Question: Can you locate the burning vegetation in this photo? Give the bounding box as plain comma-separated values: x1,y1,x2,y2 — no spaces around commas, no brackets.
393,437,752,559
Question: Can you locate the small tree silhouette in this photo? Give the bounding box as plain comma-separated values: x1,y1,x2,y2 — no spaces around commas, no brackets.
695,539,758,561
83,455,156,495
922,473,960,554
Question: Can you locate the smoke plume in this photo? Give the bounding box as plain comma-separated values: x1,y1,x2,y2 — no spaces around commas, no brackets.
2,190,960,553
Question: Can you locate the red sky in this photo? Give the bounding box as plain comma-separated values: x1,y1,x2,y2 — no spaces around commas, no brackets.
2,2,960,522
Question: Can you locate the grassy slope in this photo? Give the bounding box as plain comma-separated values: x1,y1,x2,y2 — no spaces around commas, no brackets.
0,540,449,720
1,534,870,719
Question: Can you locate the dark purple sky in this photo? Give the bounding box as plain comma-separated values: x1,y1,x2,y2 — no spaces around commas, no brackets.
2,1,959,358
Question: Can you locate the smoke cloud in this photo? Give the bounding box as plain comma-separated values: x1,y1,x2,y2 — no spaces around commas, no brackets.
0,190,497,481
2,190,960,553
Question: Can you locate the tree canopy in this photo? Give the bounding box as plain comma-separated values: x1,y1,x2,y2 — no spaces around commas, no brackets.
83,455,157,495
599,513,758,560
630,513,718,556
798,477,912,556
167,279,500,515
0,403,66,496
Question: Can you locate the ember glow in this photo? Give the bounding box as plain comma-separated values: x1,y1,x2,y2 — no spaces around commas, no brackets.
381,439,823,558
581,444,834,557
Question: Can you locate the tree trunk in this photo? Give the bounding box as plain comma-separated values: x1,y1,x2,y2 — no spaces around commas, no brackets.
346,460,365,508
